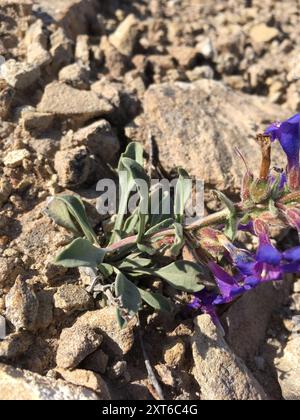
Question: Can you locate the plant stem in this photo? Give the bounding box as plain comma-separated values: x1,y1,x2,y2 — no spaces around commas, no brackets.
107,207,236,253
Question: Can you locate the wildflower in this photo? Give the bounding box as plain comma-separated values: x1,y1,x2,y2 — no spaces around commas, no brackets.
265,113,300,190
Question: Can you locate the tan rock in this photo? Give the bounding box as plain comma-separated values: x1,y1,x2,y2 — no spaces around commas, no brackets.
61,119,120,164
3,149,31,168
141,80,288,193
0,363,99,400
1,60,40,90
38,82,113,120
191,314,268,400
275,335,300,400
56,323,103,369
249,24,279,44
56,368,111,399
109,14,139,57
53,284,92,315
76,306,136,357
21,111,54,133
54,147,92,188
5,277,39,332
168,46,199,68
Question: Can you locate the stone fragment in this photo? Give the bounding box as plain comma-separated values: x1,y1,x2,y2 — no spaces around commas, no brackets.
61,120,120,164
58,62,90,89
3,149,31,168
249,24,279,44
275,335,300,400
191,315,268,400
21,111,54,133
53,284,92,315
56,368,111,399
25,19,51,66
0,363,99,400
54,147,92,188
72,306,135,358
0,332,32,361
1,59,40,90
109,14,139,57
142,80,287,193
38,81,113,120
5,277,39,332
56,324,103,369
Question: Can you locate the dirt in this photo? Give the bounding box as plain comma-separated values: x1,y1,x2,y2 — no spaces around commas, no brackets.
0,0,300,400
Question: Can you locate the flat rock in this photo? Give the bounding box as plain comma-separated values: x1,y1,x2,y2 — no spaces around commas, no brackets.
38,82,113,120
1,59,40,90
222,281,291,362
275,335,300,400
61,120,120,164
141,80,288,193
56,323,103,369
249,24,279,44
77,306,136,358
0,332,33,361
54,146,93,188
3,149,31,168
109,14,139,57
35,0,100,39
191,315,268,400
56,368,111,399
0,363,99,400
53,284,92,315
5,277,39,332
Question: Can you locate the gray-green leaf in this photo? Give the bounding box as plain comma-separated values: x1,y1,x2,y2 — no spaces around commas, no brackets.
115,271,142,315
139,289,173,312
155,261,205,292
54,238,106,268
52,195,98,244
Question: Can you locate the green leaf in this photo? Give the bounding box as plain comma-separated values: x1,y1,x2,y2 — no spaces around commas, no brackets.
139,288,173,312
123,208,140,234
155,261,205,292
137,243,157,256
54,238,106,268
170,222,185,257
214,191,237,241
118,142,144,170
150,187,173,226
145,218,175,236
116,307,127,329
174,168,192,223
111,146,149,244
98,263,114,278
46,197,81,236
118,257,152,271
115,271,142,315
54,195,98,244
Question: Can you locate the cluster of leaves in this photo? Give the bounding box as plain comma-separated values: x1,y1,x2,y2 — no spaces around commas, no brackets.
46,143,206,326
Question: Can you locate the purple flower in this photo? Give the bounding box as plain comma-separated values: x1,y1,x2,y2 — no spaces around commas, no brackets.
265,113,300,190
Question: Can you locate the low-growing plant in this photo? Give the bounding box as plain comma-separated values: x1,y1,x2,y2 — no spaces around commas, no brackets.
47,113,300,329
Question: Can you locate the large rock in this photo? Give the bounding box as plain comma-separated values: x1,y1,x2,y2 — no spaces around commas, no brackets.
38,82,113,121
140,80,288,193
191,315,268,400
77,307,136,358
5,277,39,332
56,323,103,369
275,335,300,400
0,363,99,400
35,0,100,39
1,60,40,90
222,281,291,362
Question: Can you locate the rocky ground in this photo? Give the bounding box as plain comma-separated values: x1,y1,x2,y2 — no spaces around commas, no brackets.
0,0,300,400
